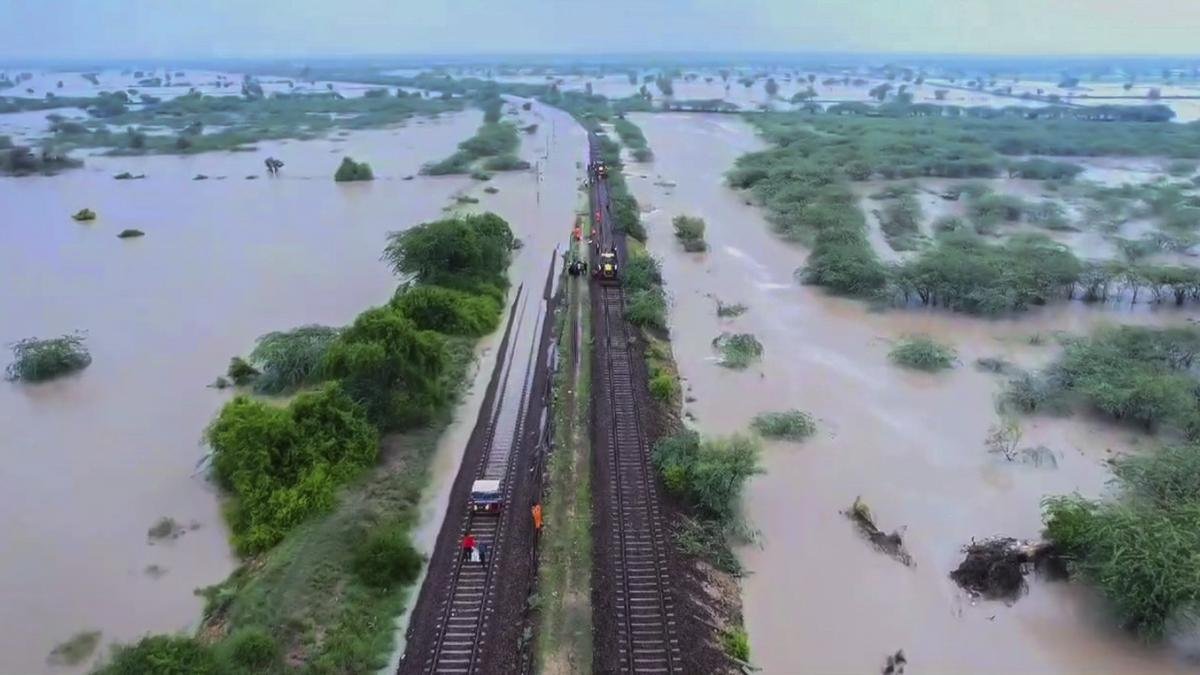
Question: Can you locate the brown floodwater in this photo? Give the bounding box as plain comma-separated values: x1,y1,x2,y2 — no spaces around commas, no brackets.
625,112,1198,674
0,109,483,674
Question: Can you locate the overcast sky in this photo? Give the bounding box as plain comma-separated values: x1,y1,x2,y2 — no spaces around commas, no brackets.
2,0,1199,61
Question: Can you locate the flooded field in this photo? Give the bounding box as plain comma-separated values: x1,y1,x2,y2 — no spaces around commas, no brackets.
0,109,483,674
624,112,1197,674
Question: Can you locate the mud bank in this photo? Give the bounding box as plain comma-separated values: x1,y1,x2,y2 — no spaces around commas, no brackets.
624,112,1197,674
0,110,482,675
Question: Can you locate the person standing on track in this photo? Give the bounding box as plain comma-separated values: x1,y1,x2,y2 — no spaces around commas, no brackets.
462,533,476,562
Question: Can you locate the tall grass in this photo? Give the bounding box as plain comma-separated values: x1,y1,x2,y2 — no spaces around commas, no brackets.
247,325,340,395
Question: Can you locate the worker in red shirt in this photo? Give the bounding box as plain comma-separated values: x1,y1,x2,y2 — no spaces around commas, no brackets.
462,533,476,562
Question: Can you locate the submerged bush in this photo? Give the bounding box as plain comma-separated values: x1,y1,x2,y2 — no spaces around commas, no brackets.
226,356,259,386
751,410,816,440
889,335,956,371
247,324,340,395
480,153,530,171
672,214,708,252
116,228,145,238
5,334,92,382
352,521,423,589
383,212,514,291
334,156,373,182
206,383,378,554
1043,443,1200,638
712,333,763,369
95,634,219,675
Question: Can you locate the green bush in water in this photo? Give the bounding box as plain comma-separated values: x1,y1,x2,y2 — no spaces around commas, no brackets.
889,335,956,371
247,324,339,395
94,634,219,675
206,383,378,554
391,285,501,337
672,214,708,252
334,156,373,182
383,213,514,290
72,208,96,221
116,228,144,238
1042,443,1200,639
751,409,816,440
5,334,91,382
352,521,423,589
712,332,763,369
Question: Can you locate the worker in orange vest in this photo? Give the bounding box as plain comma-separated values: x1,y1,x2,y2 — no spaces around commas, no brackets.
531,502,543,532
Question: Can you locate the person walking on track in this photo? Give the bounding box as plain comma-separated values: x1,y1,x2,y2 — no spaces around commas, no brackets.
462,533,476,562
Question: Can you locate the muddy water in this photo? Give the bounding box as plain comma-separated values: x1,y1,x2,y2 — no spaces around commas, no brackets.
383,97,587,669
0,109,483,675
625,112,1197,674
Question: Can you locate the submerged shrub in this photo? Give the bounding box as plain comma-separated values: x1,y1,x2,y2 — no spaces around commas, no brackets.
5,333,91,382
247,324,339,395
116,228,145,238
334,156,373,182
672,214,708,252
352,521,423,589
889,335,956,371
226,356,259,386
751,409,816,440
712,332,763,369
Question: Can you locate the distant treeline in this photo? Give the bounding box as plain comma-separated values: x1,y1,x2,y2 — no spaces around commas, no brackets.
731,112,1200,314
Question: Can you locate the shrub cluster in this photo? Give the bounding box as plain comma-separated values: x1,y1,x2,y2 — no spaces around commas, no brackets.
245,324,340,395
652,431,762,522
1007,325,1200,434
1043,443,1200,639
613,117,653,161
712,332,764,369
334,156,373,182
751,409,816,440
421,121,520,175
206,384,379,554
5,334,92,382
888,335,957,372
672,214,708,252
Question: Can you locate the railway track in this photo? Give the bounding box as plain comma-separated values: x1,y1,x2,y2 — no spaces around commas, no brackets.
589,132,682,674
416,285,546,675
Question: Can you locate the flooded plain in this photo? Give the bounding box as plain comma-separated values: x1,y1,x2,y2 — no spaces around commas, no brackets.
0,109,484,674
624,112,1198,674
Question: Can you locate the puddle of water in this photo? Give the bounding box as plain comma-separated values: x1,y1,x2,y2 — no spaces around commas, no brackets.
0,110,483,675
626,112,1197,674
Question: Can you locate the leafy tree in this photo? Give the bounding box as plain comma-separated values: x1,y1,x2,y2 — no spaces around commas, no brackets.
322,306,448,429
334,156,373,182
383,213,514,291
391,285,501,336
206,383,378,553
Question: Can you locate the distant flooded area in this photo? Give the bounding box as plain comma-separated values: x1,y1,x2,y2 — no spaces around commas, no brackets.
624,112,1197,674
0,108,480,674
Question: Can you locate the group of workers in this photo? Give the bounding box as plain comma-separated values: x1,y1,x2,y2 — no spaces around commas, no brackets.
460,502,543,565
